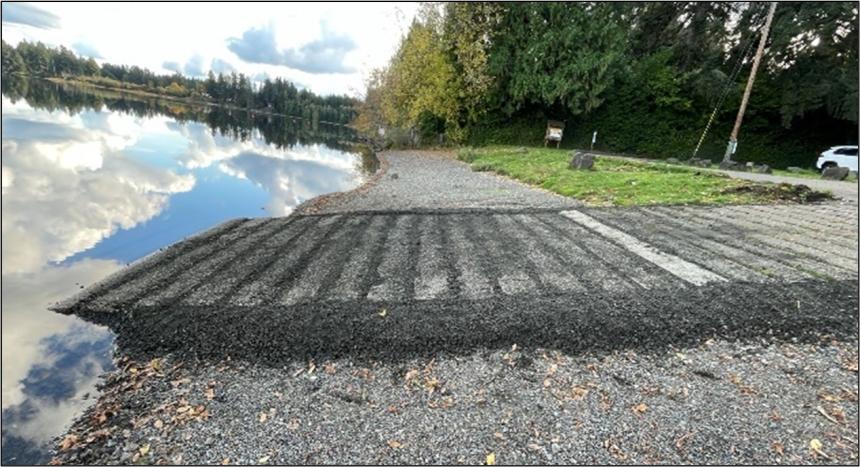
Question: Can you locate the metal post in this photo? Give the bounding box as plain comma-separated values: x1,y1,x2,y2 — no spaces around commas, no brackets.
724,1,777,162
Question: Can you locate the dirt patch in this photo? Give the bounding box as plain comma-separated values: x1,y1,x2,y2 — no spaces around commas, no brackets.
721,183,833,203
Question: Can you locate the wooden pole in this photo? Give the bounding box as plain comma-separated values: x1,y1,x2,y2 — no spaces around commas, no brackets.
723,1,777,162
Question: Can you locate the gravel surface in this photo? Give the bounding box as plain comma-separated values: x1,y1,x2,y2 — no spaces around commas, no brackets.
312,150,579,212
53,335,858,465
50,150,858,464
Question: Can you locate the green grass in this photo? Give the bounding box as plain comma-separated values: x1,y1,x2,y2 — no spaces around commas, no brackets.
457,146,824,206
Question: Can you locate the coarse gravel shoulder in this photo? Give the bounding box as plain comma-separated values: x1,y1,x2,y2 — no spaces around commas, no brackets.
306,150,579,213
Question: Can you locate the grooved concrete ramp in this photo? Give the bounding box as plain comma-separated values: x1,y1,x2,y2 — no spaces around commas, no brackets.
55,204,858,317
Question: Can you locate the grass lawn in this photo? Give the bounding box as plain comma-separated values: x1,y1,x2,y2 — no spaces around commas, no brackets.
457,146,831,206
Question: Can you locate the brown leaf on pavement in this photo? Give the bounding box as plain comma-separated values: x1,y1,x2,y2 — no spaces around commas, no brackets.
632,403,648,414
387,440,403,449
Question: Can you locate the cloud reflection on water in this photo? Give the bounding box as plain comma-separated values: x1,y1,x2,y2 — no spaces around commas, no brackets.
1,87,365,463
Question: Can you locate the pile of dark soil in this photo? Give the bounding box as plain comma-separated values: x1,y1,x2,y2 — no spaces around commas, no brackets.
721,183,833,203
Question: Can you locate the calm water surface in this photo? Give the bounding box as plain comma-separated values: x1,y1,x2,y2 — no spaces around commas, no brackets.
0,79,372,464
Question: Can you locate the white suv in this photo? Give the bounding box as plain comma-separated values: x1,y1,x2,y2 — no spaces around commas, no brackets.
816,145,858,172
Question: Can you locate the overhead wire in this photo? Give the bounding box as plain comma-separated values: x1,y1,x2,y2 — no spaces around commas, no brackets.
690,25,762,159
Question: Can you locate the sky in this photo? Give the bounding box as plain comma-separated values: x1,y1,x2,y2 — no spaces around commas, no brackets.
0,2,419,96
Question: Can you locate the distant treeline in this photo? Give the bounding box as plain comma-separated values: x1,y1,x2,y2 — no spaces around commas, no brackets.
1,40,358,125
357,2,858,167
1,75,359,152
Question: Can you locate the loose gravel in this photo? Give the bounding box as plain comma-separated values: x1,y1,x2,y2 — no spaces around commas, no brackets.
310,150,579,212
50,150,859,465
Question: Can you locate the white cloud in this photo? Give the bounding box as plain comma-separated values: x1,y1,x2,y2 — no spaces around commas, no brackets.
169,121,362,215
1,2,419,96
1,259,119,410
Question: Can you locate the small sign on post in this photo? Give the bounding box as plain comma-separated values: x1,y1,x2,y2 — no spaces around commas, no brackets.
544,120,565,148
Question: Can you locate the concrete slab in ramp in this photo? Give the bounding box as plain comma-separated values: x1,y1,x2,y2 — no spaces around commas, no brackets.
55,204,857,317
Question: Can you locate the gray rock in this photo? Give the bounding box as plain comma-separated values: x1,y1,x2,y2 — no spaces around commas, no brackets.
745,161,755,168
687,157,711,168
787,166,803,173
822,166,850,180
568,151,595,170
719,161,744,171
752,164,772,174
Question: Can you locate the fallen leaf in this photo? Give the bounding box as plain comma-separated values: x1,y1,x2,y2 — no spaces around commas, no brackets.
287,418,300,430
387,440,402,449
769,409,783,422
817,405,842,424
58,434,78,451
810,438,822,452
428,396,455,409
323,362,336,375
149,358,162,372
675,432,694,451
307,360,316,374
841,355,858,373
258,455,270,464
571,386,589,400
527,443,541,451
378,308,388,318
543,379,552,388
221,458,230,465
632,403,648,414
494,432,504,440
259,412,268,423
386,405,399,414
404,369,420,386
424,377,441,393
205,387,215,400
154,419,164,429
604,438,627,461
829,406,846,423
138,443,150,456
772,441,784,456
486,452,496,465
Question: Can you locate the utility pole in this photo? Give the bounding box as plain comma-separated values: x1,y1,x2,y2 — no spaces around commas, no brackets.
723,1,777,162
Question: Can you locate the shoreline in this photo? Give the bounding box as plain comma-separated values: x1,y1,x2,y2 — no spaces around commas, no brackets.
42,76,356,128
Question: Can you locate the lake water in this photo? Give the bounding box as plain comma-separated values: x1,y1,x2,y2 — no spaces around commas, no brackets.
0,78,374,464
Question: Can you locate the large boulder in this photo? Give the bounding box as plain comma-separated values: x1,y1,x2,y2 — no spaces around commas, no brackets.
752,164,772,174
569,151,595,170
719,160,744,171
822,166,850,180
